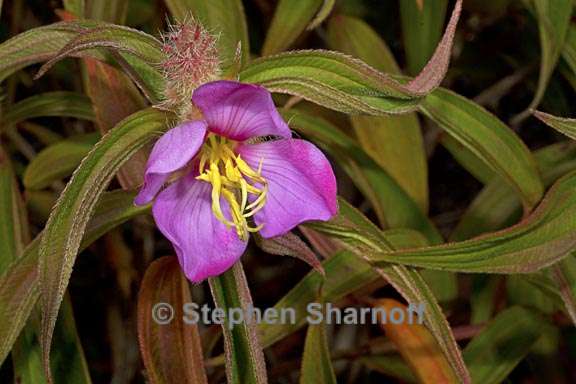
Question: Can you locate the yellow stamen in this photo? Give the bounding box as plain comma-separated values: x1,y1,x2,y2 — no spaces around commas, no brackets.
195,134,268,240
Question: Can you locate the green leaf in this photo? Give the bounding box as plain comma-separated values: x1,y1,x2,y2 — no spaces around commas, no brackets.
534,110,576,140
241,0,462,116
440,134,496,185
299,299,337,384
34,21,163,80
548,255,576,324
507,274,556,314
308,201,471,383
63,0,85,18
0,146,27,271
284,109,441,243
451,141,576,241
2,92,95,126
23,133,99,190
469,276,500,324
326,14,428,212
165,0,250,68
0,190,149,367
463,306,545,384
259,228,428,348
561,24,576,76
49,294,92,384
260,250,373,348
86,0,128,24
0,21,108,83
11,319,47,384
400,0,448,75
420,88,544,210
262,0,323,55
307,0,336,30
137,256,208,384
0,146,46,383
20,123,63,146
0,21,164,100
362,170,576,273
359,355,416,383
241,50,420,115
208,263,268,384
326,15,400,72
38,109,169,379
514,0,572,123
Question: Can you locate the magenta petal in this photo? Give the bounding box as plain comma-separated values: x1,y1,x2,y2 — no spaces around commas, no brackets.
192,80,291,141
134,120,207,205
152,174,248,283
237,139,338,238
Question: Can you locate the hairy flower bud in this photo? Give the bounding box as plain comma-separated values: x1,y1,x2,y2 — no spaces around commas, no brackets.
159,17,220,119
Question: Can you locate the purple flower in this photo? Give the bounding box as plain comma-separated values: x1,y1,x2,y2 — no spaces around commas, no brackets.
135,80,338,282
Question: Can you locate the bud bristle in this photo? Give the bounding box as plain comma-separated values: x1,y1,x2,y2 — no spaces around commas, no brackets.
159,16,220,117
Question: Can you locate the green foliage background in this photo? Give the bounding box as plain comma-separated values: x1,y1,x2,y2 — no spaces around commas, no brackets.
1,0,576,383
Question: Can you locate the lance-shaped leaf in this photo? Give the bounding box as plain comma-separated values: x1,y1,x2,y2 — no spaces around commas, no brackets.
0,147,47,383
1,92,95,126
34,21,163,79
241,50,420,115
0,146,27,271
307,0,336,30
260,228,429,348
38,109,169,379
534,110,576,140
164,0,249,68
513,0,572,123
308,201,470,383
284,109,442,243
0,20,163,99
242,0,461,113
400,0,448,75
451,141,576,241
49,294,92,384
326,14,429,212
137,256,208,384
0,190,149,367
262,0,323,56
463,306,545,384
208,262,268,384
299,298,337,384
0,21,105,82
352,170,576,273
23,133,99,190
373,298,458,384
440,134,496,185
84,59,147,189
420,88,543,210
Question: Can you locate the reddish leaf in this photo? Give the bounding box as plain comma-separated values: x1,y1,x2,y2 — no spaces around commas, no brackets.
256,231,324,275
84,59,148,189
137,256,208,384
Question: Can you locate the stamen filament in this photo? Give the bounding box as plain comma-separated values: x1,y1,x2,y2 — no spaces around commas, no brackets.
196,134,268,239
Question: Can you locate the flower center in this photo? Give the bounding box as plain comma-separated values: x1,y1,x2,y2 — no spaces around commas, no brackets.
196,134,267,241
